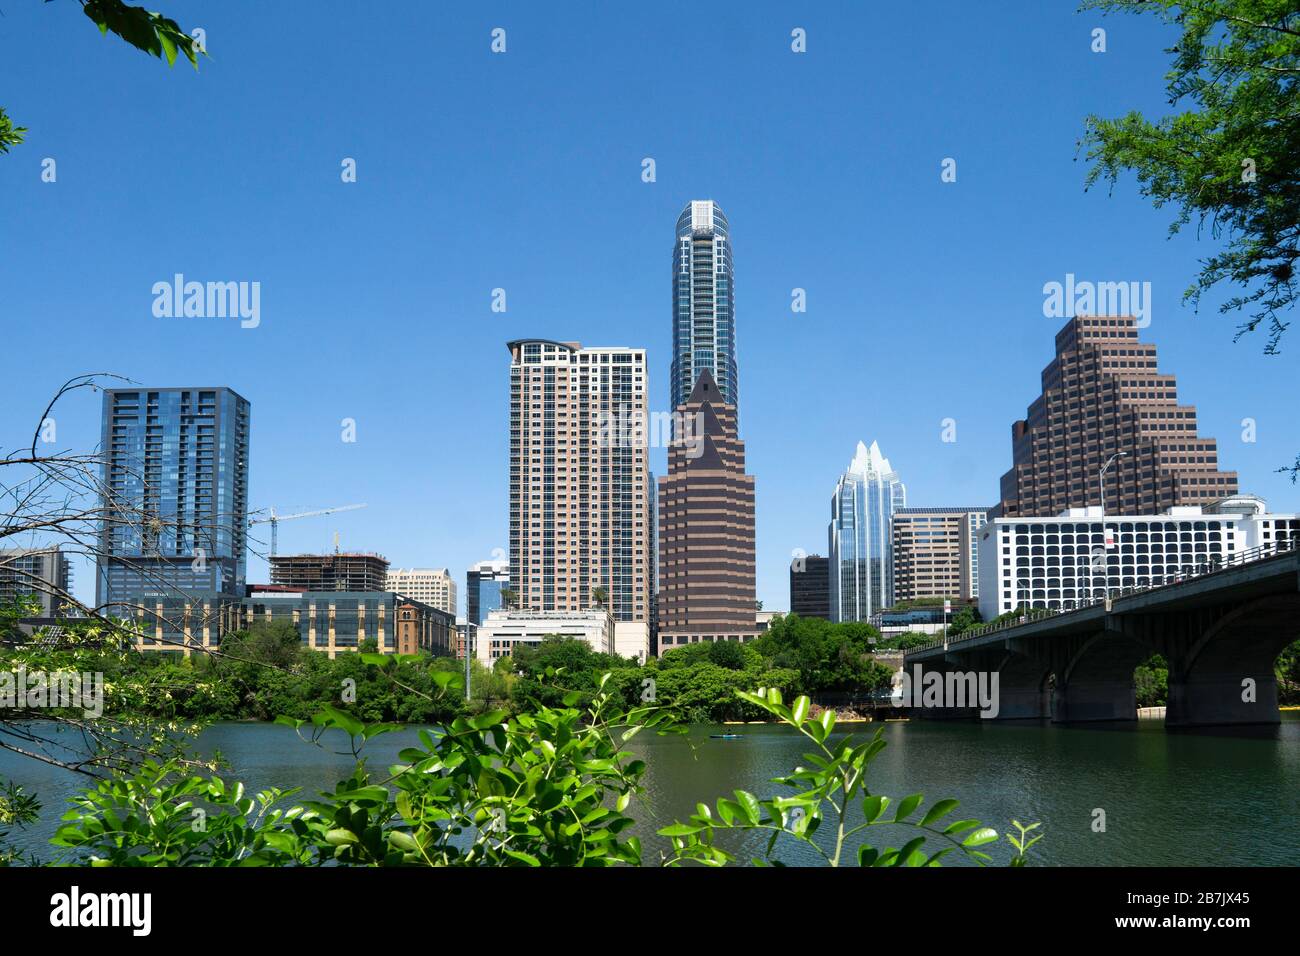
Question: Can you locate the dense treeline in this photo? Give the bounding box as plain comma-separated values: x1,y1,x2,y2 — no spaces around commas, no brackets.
1,610,897,725
511,614,895,722
5,603,1298,720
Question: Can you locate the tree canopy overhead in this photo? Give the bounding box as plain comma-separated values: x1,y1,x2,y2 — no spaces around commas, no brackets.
1081,0,1300,358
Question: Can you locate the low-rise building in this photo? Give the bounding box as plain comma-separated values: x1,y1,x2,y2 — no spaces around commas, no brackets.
976,495,1300,619
475,609,612,663
122,588,454,658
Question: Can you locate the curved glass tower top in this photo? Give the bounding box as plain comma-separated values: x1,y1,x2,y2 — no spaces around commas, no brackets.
671,200,737,413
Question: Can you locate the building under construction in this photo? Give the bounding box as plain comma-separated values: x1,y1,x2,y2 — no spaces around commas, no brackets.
269,552,390,592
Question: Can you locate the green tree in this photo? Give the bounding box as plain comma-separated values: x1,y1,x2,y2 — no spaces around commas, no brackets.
1080,0,1300,478
1134,653,1170,708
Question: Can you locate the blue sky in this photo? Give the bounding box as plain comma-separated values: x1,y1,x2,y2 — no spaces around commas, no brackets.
2,0,1297,614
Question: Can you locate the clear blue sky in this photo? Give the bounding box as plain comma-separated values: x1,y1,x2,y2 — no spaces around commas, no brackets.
3,0,1296,614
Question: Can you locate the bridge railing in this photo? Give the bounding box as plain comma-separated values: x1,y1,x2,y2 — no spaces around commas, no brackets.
905,535,1297,657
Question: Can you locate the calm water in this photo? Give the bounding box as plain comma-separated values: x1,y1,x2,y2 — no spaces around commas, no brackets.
4,716,1298,865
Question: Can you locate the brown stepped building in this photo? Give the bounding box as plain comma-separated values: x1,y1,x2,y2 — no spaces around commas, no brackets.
657,370,756,648
996,315,1238,517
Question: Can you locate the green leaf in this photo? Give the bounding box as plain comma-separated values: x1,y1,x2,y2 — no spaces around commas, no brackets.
919,799,959,827
961,827,999,848
863,795,890,823
792,696,809,725
893,793,924,823
734,790,761,826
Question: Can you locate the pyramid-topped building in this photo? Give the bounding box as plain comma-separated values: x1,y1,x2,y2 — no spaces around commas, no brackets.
996,316,1238,517
657,369,756,647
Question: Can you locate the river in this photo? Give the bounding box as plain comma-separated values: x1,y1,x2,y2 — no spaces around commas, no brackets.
3,715,1298,865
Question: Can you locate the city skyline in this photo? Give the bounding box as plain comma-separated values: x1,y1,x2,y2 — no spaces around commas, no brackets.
4,1,1298,617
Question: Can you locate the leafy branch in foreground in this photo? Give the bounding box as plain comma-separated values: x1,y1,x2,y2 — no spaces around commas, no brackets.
659,687,1041,867
49,670,685,866
3,2,204,156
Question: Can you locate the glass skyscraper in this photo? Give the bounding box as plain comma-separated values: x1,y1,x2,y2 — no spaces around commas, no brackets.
828,440,906,622
671,200,737,413
466,559,509,625
96,387,250,612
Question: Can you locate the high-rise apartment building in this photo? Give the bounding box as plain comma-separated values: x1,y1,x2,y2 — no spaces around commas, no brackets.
657,370,756,647
386,567,456,615
671,200,737,413
466,559,509,625
996,316,1238,517
270,552,389,592
828,440,906,622
891,508,987,603
96,387,250,612
0,547,72,617
507,339,652,630
789,554,830,619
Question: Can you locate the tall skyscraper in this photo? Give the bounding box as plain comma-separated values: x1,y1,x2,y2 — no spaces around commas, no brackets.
507,339,652,629
96,387,250,612
386,567,457,615
828,440,906,621
466,558,508,625
657,370,756,646
997,316,1238,517
671,200,737,413
891,507,987,603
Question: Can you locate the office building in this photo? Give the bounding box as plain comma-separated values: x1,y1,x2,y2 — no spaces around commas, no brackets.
976,495,1300,619
475,608,612,663
657,369,757,647
789,554,830,619
671,200,737,413
891,508,987,603
123,587,454,658
996,316,1238,517
0,547,72,617
386,567,456,615
96,387,250,612
507,339,652,626
270,552,389,592
466,559,509,625
828,440,906,622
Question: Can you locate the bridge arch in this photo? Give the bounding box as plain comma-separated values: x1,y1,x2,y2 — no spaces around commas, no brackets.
1166,595,1300,727
1054,628,1154,723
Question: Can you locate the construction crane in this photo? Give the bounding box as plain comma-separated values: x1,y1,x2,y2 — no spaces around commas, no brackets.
248,504,367,556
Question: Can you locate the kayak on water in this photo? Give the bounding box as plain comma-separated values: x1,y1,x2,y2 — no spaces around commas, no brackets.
710,734,744,739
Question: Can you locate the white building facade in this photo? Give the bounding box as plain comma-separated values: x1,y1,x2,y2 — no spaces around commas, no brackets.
386,568,457,616
475,609,613,663
977,496,1300,620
